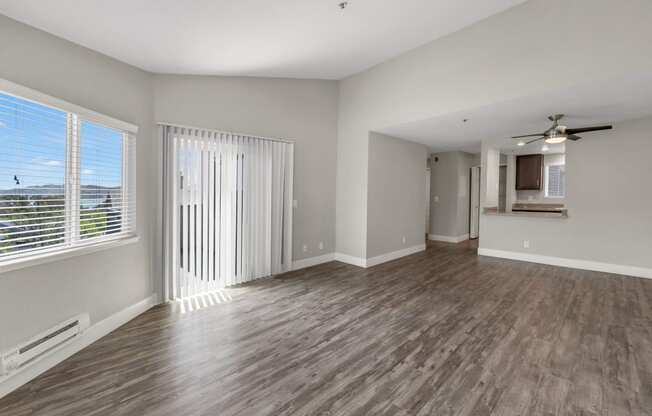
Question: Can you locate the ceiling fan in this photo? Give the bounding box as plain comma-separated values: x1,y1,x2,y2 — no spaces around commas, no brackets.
512,114,612,145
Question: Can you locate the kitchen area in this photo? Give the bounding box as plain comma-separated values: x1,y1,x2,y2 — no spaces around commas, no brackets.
485,142,567,218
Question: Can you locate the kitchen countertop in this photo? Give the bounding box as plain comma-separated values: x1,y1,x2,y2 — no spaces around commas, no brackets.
483,206,568,219
511,202,565,213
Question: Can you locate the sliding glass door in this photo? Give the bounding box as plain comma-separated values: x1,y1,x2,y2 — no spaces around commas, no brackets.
162,126,293,300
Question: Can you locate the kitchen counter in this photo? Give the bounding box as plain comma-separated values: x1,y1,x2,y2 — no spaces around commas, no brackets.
484,206,568,219
511,202,564,213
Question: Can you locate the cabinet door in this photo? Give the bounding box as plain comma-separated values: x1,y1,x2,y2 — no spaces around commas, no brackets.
516,154,543,190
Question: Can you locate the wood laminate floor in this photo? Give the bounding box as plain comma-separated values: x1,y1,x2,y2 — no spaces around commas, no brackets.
3,241,652,415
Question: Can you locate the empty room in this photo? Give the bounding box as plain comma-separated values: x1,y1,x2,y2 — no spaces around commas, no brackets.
1,1,652,415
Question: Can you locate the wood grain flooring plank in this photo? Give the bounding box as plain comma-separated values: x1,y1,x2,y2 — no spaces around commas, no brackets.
2,241,652,416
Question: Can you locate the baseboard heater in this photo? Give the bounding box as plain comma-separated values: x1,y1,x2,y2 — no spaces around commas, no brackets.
0,314,90,377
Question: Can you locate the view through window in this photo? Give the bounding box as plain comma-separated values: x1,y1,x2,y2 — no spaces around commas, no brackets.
0,93,67,255
0,90,135,261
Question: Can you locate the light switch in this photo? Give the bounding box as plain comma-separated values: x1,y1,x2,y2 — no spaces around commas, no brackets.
292,200,298,208
434,196,439,203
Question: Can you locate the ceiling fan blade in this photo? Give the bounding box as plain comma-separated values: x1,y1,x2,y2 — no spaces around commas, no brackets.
512,133,546,138
565,125,612,135
567,134,582,141
526,137,545,144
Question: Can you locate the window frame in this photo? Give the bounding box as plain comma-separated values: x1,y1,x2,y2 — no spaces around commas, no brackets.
0,78,138,274
544,163,565,198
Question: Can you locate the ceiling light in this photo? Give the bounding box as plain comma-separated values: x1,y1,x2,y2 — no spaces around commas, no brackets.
541,144,549,152
517,141,525,146
544,134,567,144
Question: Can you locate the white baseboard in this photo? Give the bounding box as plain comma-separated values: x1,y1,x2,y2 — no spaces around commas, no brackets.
366,244,426,267
478,248,652,280
292,253,335,271
335,244,426,268
0,294,158,399
334,252,367,268
428,234,470,243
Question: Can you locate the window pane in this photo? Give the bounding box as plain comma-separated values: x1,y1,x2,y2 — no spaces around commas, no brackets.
0,92,67,257
79,121,123,240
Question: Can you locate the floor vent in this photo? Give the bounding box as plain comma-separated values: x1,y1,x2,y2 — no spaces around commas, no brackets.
0,314,90,377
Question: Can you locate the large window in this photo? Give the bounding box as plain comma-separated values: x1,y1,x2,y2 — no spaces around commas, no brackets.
0,87,136,265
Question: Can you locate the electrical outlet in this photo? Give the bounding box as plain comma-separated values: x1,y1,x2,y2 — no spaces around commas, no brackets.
302,244,308,253
402,236,407,245
318,242,324,250
523,240,530,249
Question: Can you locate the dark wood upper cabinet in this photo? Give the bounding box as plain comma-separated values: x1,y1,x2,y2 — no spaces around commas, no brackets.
516,154,543,190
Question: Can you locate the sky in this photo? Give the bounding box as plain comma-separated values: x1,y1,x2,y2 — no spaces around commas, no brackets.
0,92,123,193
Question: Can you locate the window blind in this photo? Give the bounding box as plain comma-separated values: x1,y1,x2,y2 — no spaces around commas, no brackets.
0,90,137,263
162,125,293,299
546,164,565,198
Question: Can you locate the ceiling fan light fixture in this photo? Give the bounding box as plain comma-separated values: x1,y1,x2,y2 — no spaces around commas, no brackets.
545,134,567,144
517,141,525,146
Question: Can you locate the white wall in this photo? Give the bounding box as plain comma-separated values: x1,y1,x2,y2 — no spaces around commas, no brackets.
366,132,428,258
0,15,156,350
482,145,501,209
153,75,338,262
336,0,652,259
480,117,652,269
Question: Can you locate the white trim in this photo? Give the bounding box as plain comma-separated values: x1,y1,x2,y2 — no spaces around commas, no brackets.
0,236,139,275
0,78,138,133
366,244,426,267
292,253,335,271
0,294,157,399
478,248,652,280
428,234,470,243
334,252,367,268
335,244,426,268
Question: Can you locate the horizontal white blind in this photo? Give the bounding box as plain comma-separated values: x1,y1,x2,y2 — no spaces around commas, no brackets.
546,164,565,198
0,89,137,262
0,93,68,255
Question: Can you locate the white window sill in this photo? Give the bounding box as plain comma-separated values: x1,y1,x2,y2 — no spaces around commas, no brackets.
0,235,139,275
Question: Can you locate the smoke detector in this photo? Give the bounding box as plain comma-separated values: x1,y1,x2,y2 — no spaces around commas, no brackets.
339,1,349,10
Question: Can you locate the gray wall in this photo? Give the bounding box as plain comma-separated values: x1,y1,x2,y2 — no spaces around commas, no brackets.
0,15,155,350
366,132,428,258
336,0,652,259
0,17,340,351
480,116,652,268
153,75,338,262
429,152,474,238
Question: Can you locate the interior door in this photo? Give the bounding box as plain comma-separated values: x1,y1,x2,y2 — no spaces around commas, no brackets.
425,169,431,235
470,166,481,239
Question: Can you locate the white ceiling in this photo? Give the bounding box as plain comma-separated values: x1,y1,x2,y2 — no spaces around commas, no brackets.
378,72,652,153
0,0,525,80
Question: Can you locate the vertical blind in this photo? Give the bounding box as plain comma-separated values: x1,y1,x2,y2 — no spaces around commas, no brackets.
0,89,137,262
162,125,293,299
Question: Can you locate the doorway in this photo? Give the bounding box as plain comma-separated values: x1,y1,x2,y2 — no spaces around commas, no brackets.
162,126,294,300
469,166,481,239
425,168,431,236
